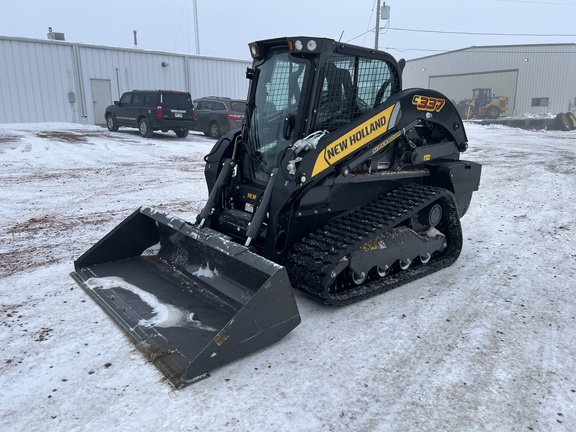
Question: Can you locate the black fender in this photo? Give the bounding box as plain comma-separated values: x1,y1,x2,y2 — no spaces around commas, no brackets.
394,88,468,145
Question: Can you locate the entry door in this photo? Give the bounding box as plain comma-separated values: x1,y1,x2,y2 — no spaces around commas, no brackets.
90,79,112,125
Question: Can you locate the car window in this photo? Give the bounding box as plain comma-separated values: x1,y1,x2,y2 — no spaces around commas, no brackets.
119,93,132,104
132,93,144,106
144,93,157,106
213,102,226,111
195,101,206,110
163,93,192,108
231,101,246,112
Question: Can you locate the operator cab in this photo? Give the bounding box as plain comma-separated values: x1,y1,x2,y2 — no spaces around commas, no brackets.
243,37,403,185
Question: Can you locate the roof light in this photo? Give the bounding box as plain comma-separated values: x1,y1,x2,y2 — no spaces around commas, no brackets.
250,44,259,57
307,40,317,51
294,40,303,51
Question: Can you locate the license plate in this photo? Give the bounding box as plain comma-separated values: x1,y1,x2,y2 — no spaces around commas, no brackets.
175,113,182,118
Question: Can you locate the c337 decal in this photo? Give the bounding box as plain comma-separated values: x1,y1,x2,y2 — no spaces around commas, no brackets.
412,95,445,112
311,104,397,177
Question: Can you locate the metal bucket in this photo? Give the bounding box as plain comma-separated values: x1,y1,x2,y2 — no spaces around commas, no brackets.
71,207,301,388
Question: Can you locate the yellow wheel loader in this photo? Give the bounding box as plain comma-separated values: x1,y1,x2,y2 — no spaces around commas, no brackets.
458,88,508,119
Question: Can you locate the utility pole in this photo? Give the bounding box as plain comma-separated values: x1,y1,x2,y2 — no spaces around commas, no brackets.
375,0,381,50
375,2,391,50
193,0,200,55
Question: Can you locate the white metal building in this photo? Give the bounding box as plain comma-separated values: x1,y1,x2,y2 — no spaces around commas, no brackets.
402,43,576,117
0,36,251,125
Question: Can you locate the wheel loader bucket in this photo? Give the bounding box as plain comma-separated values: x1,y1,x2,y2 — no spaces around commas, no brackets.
71,207,301,388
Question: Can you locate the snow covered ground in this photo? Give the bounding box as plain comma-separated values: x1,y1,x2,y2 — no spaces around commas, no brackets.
1,122,575,431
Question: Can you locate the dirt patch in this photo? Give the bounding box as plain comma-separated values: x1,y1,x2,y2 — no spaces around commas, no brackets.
1,212,117,278
35,131,91,143
0,133,20,144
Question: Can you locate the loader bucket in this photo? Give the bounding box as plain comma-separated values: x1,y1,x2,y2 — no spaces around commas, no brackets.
71,207,301,388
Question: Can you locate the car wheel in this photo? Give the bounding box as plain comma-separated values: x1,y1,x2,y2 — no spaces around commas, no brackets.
138,118,153,137
175,128,189,138
209,121,221,139
106,115,119,132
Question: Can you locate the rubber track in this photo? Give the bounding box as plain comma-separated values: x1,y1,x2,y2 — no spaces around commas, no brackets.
286,183,463,306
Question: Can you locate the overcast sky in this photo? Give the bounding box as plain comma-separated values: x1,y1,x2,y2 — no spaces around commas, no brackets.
2,0,576,60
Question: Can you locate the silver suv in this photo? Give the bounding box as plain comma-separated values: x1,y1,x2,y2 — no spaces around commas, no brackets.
193,97,246,139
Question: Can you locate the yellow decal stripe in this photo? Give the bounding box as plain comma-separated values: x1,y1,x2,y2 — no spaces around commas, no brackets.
312,104,396,177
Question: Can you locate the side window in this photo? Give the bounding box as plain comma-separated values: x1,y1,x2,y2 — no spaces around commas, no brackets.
531,97,549,107
119,93,132,105
213,102,226,111
316,54,399,131
358,57,399,108
231,101,246,112
132,93,143,106
144,93,156,106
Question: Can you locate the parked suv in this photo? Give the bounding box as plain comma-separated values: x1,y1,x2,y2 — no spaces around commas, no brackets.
105,90,196,138
193,97,246,138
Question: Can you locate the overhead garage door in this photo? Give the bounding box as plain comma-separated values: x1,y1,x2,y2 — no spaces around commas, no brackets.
430,69,518,116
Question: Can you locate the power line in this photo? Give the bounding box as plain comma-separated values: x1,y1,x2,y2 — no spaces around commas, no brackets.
388,27,576,37
346,29,374,44
496,0,576,4
347,26,576,46
384,46,576,57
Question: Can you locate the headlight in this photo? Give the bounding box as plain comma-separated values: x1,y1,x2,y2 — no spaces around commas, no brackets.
307,40,317,51
294,40,303,51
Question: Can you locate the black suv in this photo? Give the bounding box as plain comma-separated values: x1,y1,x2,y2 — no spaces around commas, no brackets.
193,97,246,138
105,90,196,138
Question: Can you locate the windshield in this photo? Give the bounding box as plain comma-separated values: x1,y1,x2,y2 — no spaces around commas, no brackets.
245,50,308,182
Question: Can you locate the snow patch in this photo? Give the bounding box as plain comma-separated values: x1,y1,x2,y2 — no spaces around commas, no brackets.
85,276,217,331
194,265,219,278
423,226,444,238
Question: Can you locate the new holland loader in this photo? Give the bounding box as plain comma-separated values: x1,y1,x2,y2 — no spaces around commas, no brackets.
71,37,482,388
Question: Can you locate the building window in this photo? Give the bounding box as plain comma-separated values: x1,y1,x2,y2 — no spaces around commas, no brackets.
531,97,549,107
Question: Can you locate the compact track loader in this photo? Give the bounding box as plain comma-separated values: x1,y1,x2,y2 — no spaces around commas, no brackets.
72,37,481,388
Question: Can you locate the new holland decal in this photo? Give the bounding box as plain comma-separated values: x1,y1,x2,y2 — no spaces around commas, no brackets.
312,104,397,177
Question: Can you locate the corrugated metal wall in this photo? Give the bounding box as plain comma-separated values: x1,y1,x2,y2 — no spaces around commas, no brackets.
190,57,249,100
0,38,79,123
0,36,251,125
403,44,576,115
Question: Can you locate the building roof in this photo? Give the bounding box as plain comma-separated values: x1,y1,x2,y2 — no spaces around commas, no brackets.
406,43,576,62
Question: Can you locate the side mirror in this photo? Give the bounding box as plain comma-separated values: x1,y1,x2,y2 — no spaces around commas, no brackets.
114,101,120,106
